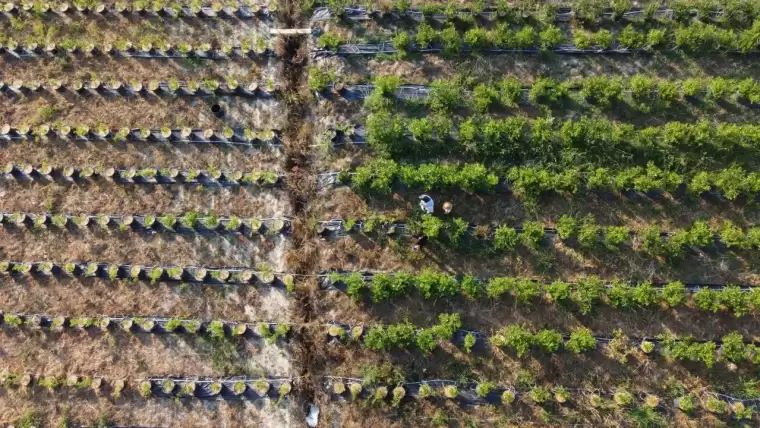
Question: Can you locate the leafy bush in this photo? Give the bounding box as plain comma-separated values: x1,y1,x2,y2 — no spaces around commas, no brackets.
694,288,722,312
581,76,623,107
499,77,522,107
494,324,533,357
566,328,597,353
487,278,514,299
318,32,343,51
721,220,749,249
520,221,545,248
473,84,498,112
556,215,578,240
704,396,729,414
494,225,518,251
307,67,333,92
475,382,495,398
661,281,687,308
573,276,605,314
364,321,415,351
577,216,600,248
530,386,551,403
720,332,747,363
545,281,571,303
676,395,697,413
604,226,630,248
534,329,563,352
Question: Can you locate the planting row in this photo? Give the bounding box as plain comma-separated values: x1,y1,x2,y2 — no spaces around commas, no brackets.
1,1,277,18
359,88,760,165
321,74,760,112
0,370,292,402
320,215,760,258
324,376,754,418
0,211,290,236
2,163,283,187
0,124,279,146
314,1,759,27
0,259,292,287
0,311,291,342
325,270,760,316
315,20,760,55
0,38,274,59
340,160,760,201
1,78,278,98
326,315,760,369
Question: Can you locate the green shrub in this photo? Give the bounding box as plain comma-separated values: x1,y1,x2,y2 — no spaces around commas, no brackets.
640,225,663,256
545,280,571,303
494,324,533,357
704,396,729,414
494,225,518,251
694,288,722,312
661,281,687,308
463,332,477,353
534,329,562,352
577,216,600,248
520,221,545,248
513,279,541,304
416,22,437,47
688,220,714,247
604,226,630,248
720,332,747,363
392,32,411,53
573,276,605,314
676,395,696,413
364,321,415,351
556,215,578,240
530,386,551,403
318,32,343,51
473,84,498,112
307,66,333,91
499,77,522,107
720,221,748,249
721,285,750,317
566,328,597,353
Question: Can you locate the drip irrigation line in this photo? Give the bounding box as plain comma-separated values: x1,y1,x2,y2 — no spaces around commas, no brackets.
0,211,292,237
0,259,292,288
313,43,659,57
311,4,709,23
1,163,285,188
0,125,282,147
1,2,277,19
1,80,279,99
0,44,276,61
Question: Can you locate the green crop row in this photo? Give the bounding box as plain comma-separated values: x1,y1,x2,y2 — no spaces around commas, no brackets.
319,19,760,54
345,159,760,201
330,269,760,316
335,213,760,260
355,74,760,114
359,76,760,169
318,0,760,29
332,313,759,369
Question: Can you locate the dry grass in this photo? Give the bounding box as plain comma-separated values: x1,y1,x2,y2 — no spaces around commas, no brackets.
0,393,295,427
0,181,291,217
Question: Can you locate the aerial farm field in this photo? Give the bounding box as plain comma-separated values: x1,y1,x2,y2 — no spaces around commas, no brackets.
4,0,760,427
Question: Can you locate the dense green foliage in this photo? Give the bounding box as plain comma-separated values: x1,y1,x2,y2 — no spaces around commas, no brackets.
344,159,760,201
329,271,760,316
363,313,462,352
320,18,760,54
364,108,760,170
